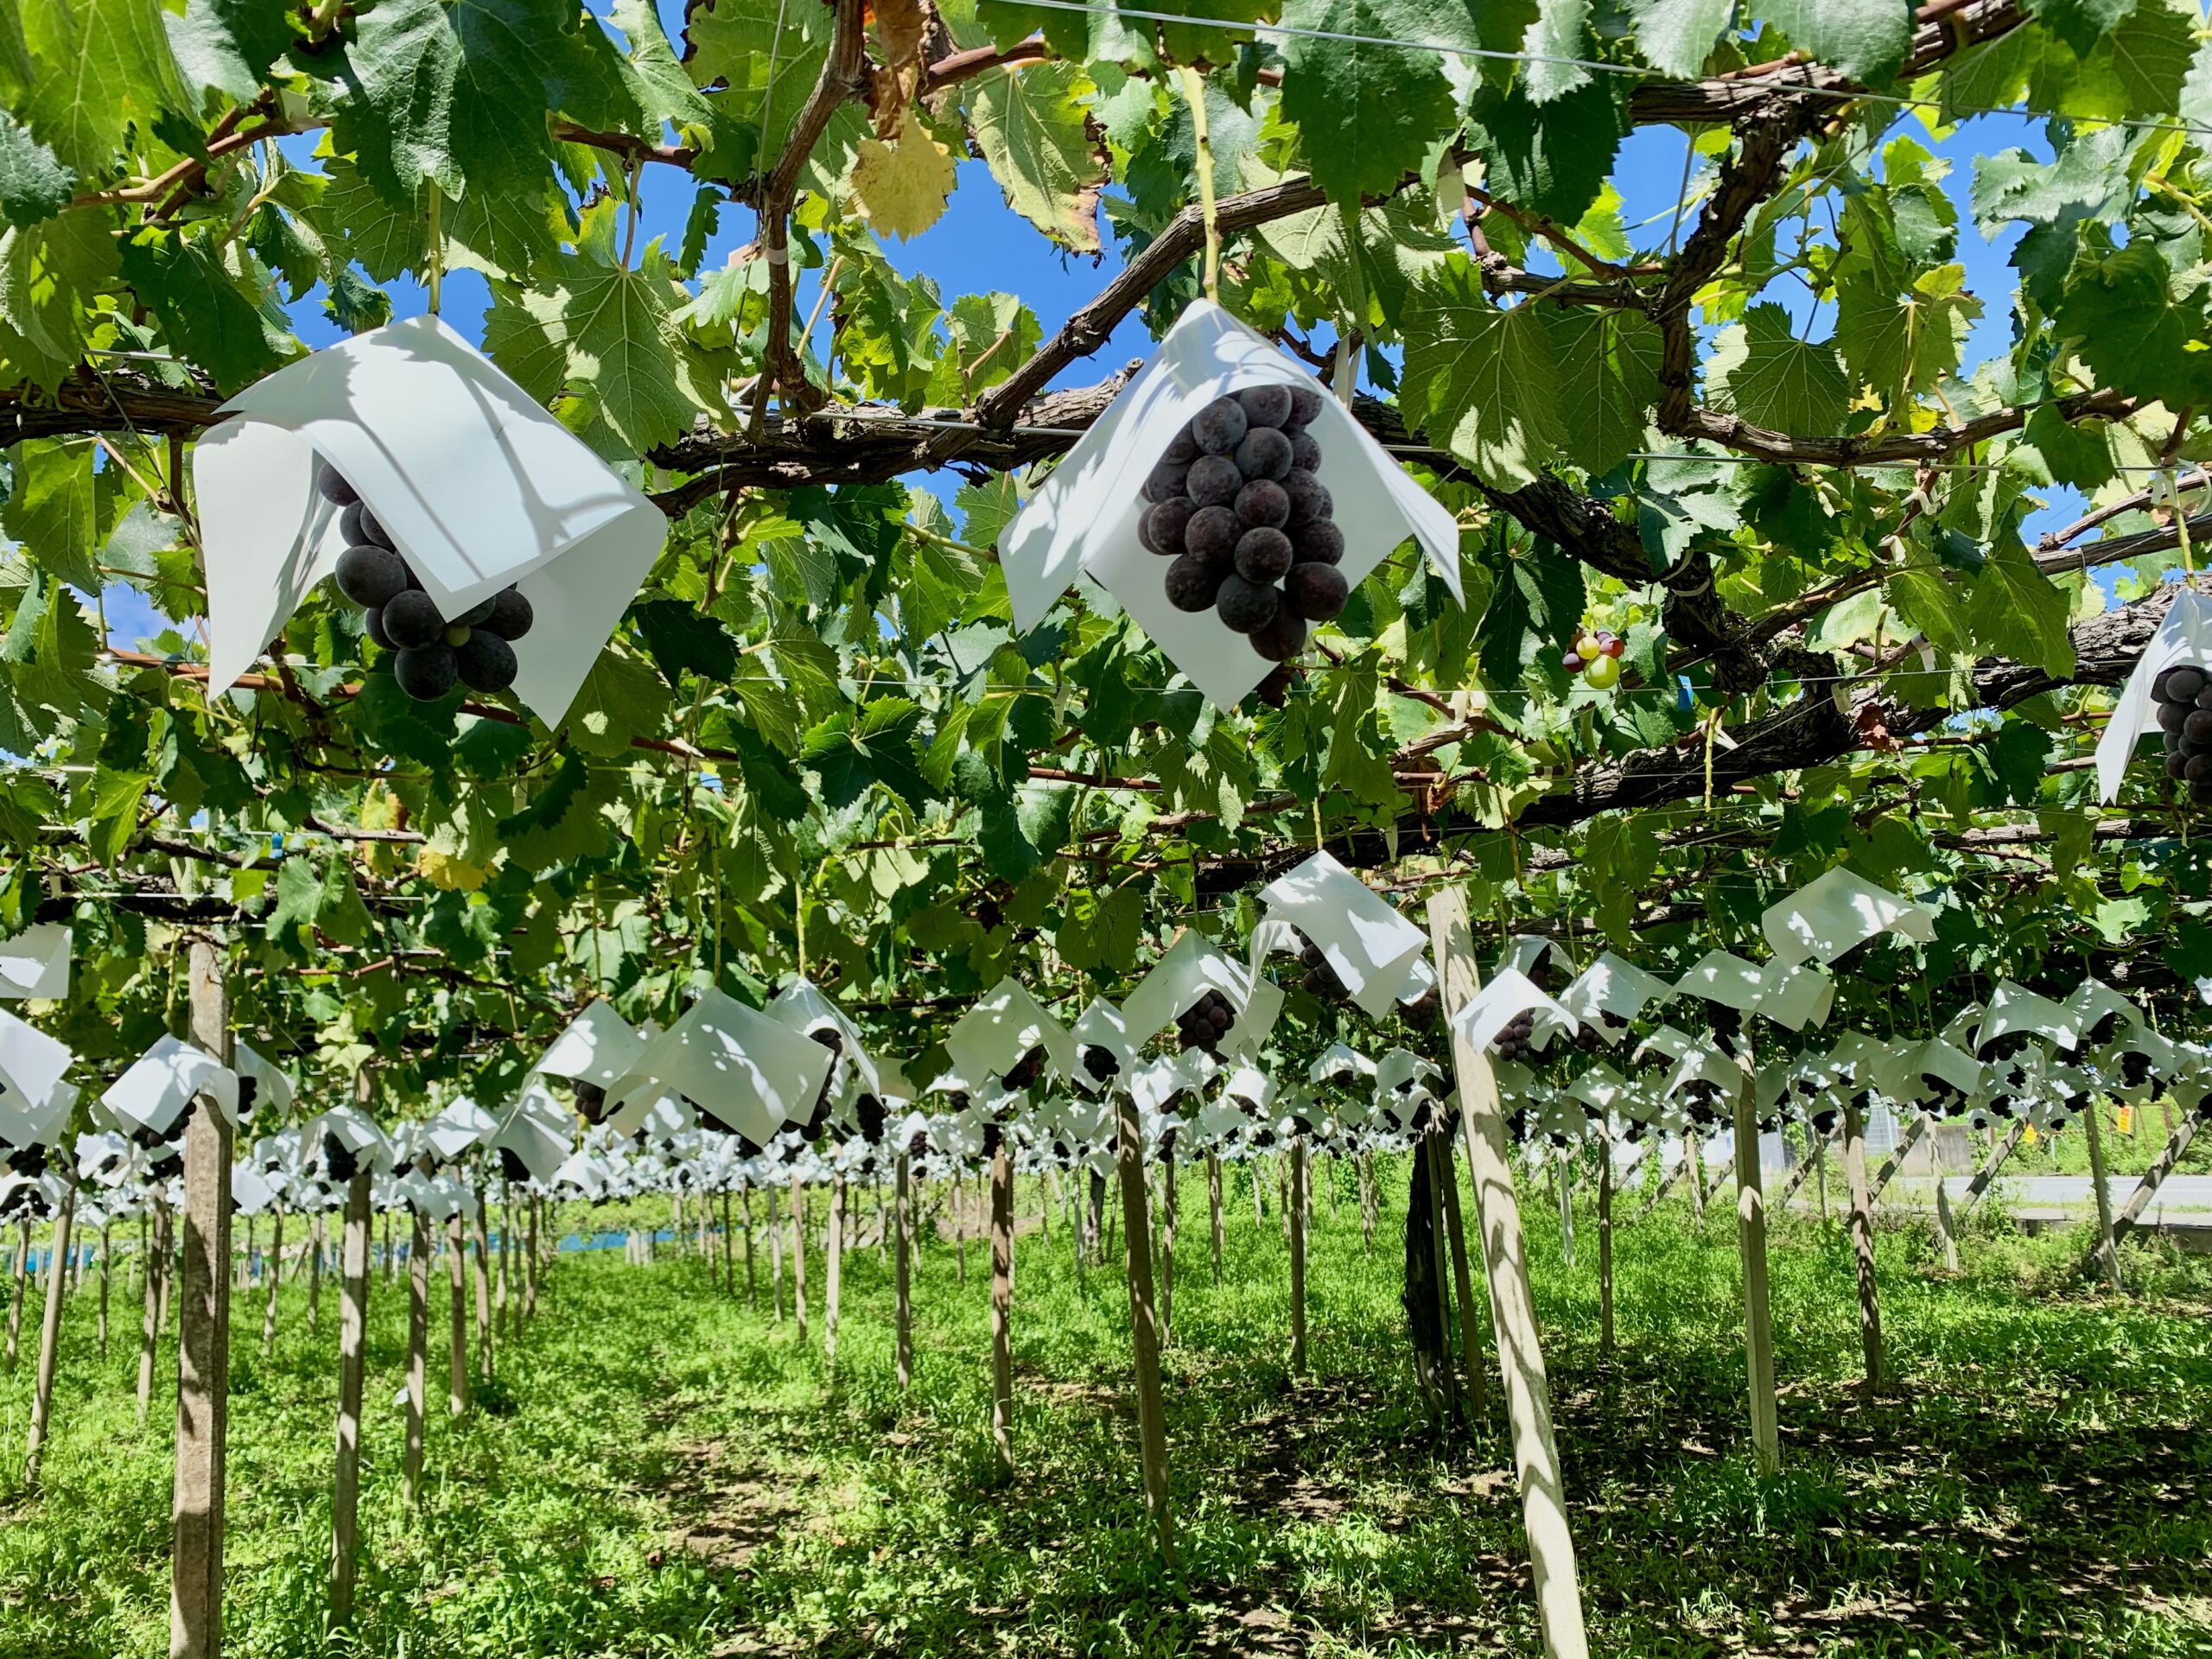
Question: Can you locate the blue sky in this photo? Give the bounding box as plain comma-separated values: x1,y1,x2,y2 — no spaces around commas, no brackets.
100,29,2087,648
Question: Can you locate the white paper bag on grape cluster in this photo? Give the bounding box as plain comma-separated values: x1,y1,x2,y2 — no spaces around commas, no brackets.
0,1008,73,1138
101,1034,240,1136
947,979,1075,1087
1762,869,1932,967
1071,998,1140,1094
0,925,68,1000
2094,584,2212,804
1251,851,1427,1017
998,300,1462,711
1451,967,1574,1060
1123,929,1281,1059
194,315,665,722
604,989,830,1146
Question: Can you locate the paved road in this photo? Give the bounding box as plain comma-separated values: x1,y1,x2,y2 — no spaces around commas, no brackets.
1872,1173,2212,1213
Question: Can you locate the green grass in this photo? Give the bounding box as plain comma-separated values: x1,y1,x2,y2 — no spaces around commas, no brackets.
0,1158,2208,1657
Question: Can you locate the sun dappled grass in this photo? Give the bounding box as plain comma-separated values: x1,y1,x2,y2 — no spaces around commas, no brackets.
0,1156,2207,1656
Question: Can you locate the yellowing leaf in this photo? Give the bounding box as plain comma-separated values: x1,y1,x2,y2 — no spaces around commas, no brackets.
415,844,488,893
850,125,957,242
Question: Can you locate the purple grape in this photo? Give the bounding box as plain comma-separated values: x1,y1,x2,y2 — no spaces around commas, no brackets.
2162,666,2207,702
1187,454,1243,507
1236,384,1294,429
1285,561,1348,622
340,502,391,550
1163,427,1200,465
1250,607,1306,663
1290,429,1322,472
394,644,457,701
1281,470,1330,525
1141,498,1198,556
1191,397,1249,455
2190,710,2212,744
1234,526,1293,583
364,605,393,650
2196,779,2212,805
382,589,445,651
1235,479,1289,530
335,544,407,609
1184,505,1240,565
1292,519,1344,566
317,465,359,507
1145,461,1192,504
1235,427,1294,481
2189,753,2212,785
1165,554,1224,613
484,588,533,641
455,631,518,692
1215,574,1279,634
1286,384,1324,428
2161,700,2193,734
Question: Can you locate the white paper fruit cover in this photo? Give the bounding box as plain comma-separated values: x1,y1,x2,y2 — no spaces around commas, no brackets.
1123,929,1282,1056
103,1034,240,1135
1762,868,1932,966
997,300,1462,712
948,979,1076,1083
2096,584,2212,802
536,1000,649,1089
1451,967,1574,1053
193,315,665,726
0,1008,72,1125
0,924,69,999
605,989,830,1146
1559,951,1675,1030
1254,851,1427,1016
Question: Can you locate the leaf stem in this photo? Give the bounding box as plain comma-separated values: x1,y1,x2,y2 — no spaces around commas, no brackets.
1173,66,1220,304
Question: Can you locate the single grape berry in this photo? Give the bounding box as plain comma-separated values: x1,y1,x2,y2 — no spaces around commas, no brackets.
340,502,391,550
443,623,474,647
1236,384,1294,429
2160,700,2192,735
2188,709,2212,744
1215,574,1280,634
316,465,359,507
1191,397,1249,455
334,543,408,609
455,631,519,692
1235,426,1294,481
1163,427,1200,465
2168,666,2208,703
1236,479,1289,529
1141,498,1198,556
1250,606,1307,662
382,589,446,651
1286,384,1324,428
2196,779,2212,805
455,595,497,627
1292,519,1344,566
2187,753,2212,785
1234,526,1294,583
1289,429,1322,473
1164,554,1224,613
1285,561,1349,622
364,605,393,650
484,588,534,641
393,644,458,701
1184,505,1241,565
1186,454,1243,507
1145,461,1192,504
1281,470,1330,525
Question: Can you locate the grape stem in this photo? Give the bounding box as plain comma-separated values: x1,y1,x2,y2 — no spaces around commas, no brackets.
1174,66,1221,304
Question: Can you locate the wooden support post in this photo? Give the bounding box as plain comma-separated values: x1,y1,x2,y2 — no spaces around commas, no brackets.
447,1211,469,1415
768,1187,785,1320
138,1194,166,1425
741,1185,757,1306
1687,1132,1706,1224
329,1163,372,1628
826,1176,845,1365
1287,1140,1306,1376
1206,1154,1224,1282
1359,1150,1376,1250
24,1174,77,1489
309,1211,324,1335
99,1217,111,1357
894,1154,913,1392
7,1214,29,1370
2082,1096,2122,1292
789,1176,809,1344
172,937,234,1659
1773,1126,1839,1212
523,1198,538,1319
1436,1129,1488,1419
263,1207,283,1356
382,1210,393,1286
1955,1118,2027,1226
1842,1096,1884,1395
2114,1117,2200,1244
1160,1141,1178,1346
1867,1112,1930,1205
1597,1142,1615,1360
1428,890,1589,1659
1556,1160,1575,1270
1421,1129,1463,1423
1930,1128,1959,1274
1113,1090,1174,1563
988,1129,1014,1478
1719,1013,1779,1475
472,1191,493,1380
404,1206,429,1506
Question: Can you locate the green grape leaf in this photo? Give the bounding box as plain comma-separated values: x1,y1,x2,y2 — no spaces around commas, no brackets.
1745,0,1914,83
1541,307,1662,477
1277,0,1460,202
0,113,71,229
1964,541,2075,678
1705,302,1848,436
1628,0,1731,77
964,62,1108,251
3,438,99,591
2054,240,2212,415
563,645,671,757
632,599,741,689
14,0,188,176
1402,257,1566,490
496,753,618,871
1463,76,1624,227
117,227,290,393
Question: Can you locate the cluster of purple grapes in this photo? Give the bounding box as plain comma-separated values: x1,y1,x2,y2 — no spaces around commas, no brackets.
1177,988,1236,1053
1140,383,1347,662
1491,1008,1540,1064
2154,664,2212,804
319,464,533,701
1290,927,1347,1001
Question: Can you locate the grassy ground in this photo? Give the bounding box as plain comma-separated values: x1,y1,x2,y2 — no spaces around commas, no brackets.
0,1154,2207,1657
